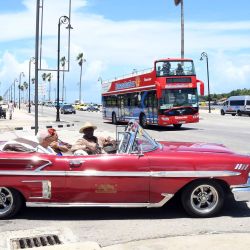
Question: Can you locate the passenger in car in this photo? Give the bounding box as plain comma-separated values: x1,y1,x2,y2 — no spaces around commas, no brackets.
36,130,57,155
48,128,72,156
71,122,116,155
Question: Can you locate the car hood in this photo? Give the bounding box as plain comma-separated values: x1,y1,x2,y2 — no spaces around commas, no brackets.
159,141,234,154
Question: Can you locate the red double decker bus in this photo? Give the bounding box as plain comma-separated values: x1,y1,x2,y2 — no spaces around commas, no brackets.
102,58,204,128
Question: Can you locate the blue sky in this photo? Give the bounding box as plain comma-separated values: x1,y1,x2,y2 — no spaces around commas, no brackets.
0,0,250,104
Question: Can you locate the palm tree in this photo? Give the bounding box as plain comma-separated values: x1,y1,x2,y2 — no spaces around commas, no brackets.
60,56,66,102
23,81,28,102
76,53,86,103
47,73,52,102
41,72,52,101
174,0,184,58
18,84,24,104
41,73,48,101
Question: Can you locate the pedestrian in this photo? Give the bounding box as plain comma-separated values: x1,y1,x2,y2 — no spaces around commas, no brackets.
8,100,14,120
71,122,116,155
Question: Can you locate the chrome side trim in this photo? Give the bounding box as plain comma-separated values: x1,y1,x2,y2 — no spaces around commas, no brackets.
147,193,174,208
1,171,65,176
0,170,241,177
22,180,51,199
26,193,174,208
235,164,249,170
35,160,52,171
150,171,241,178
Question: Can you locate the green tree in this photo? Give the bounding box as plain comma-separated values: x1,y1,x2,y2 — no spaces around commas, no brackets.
76,52,86,103
41,72,53,101
23,81,28,102
60,56,66,102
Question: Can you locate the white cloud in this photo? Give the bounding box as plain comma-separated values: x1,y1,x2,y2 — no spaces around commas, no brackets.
0,0,250,102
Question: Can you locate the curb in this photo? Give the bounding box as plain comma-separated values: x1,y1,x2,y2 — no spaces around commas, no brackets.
14,123,75,131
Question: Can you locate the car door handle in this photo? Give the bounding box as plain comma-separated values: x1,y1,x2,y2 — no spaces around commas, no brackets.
69,160,84,168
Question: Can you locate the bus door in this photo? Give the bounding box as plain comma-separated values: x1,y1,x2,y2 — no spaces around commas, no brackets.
118,95,125,121
147,91,158,124
245,99,250,113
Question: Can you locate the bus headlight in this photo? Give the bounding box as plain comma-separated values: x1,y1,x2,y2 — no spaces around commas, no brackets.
161,117,169,121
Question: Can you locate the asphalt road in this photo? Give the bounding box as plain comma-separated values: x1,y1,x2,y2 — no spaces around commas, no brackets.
46,106,250,154
1,107,250,247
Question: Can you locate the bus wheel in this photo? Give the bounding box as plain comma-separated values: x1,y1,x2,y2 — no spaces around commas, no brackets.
232,114,236,116
173,124,182,129
220,110,225,115
237,110,242,116
139,114,147,128
112,113,117,125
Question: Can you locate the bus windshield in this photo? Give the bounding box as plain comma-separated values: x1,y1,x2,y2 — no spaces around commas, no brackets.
156,60,195,77
159,88,198,109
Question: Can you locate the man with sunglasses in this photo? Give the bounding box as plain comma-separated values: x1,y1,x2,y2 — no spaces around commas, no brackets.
35,130,57,155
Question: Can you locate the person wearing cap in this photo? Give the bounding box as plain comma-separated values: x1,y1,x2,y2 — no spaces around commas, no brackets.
35,130,57,155
48,128,72,156
71,122,116,155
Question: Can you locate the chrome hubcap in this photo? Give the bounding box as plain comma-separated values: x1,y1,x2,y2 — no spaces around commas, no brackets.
190,185,218,214
0,187,13,215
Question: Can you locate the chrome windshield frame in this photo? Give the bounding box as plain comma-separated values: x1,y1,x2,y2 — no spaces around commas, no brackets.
117,120,159,154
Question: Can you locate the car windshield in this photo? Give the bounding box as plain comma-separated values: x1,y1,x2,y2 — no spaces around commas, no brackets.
117,120,159,154
64,105,72,108
159,88,198,109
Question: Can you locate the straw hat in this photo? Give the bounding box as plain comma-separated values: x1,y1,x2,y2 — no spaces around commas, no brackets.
79,122,97,133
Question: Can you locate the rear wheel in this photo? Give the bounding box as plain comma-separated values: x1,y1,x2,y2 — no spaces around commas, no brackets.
139,114,147,128
220,110,225,115
0,187,23,219
232,114,236,116
173,124,182,129
112,112,117,125
181,180,224,218
237,110,242,116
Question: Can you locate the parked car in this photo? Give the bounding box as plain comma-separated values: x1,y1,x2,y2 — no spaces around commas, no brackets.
75,104,87,111
60,104,76,114
221,95,250,116
0,105,6,119
87,105,99,112
0,120,249,219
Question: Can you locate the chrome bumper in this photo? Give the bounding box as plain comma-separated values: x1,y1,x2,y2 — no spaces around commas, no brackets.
231,177,250,202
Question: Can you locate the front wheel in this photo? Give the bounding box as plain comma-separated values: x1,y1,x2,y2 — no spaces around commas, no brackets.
112,113,117,125
181,180,224,218
220,110,225,115
237,110,242,116
0,187,23,219
173,124,182,129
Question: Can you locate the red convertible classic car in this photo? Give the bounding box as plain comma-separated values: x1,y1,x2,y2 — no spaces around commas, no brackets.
0,120,250,219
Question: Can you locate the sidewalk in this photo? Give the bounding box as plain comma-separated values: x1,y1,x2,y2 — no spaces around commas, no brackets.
41,233,250,250
0,107,74,131
0,107,114,144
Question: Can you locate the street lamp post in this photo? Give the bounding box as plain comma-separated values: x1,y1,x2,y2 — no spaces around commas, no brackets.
29,57,35,113
13,78,18,105
18,72,25,110
56,16,70,122
200,52,211,113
